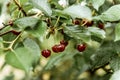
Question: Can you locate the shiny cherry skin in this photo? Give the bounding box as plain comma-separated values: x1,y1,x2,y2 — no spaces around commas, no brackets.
52,44,65,53
77,44,86,52
60,40,68,46
41,49,51,58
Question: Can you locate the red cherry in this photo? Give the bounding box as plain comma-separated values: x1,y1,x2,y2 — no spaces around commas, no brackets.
85,21,93,26
57,44,65,52
98,22,104,29
73,20,80,25
11,30,21,35
77,44,86,52
41,49,51,58
52,44,65,53
60,40,68,46
52,45,59,53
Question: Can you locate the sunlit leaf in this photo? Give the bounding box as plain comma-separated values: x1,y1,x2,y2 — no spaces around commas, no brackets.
29,0,52,16
5,47,34,72
64,26,91,42
88,27,106,39
14,17,39,29
63,4,92,20
94,5,120,21
27,21,47,38
91,0,105,10
23,38,40,63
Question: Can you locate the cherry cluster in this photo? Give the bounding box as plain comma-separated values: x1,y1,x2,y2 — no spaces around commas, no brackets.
41,40,87,58
73,19,104,29
52,40,68,53
41,40,68,58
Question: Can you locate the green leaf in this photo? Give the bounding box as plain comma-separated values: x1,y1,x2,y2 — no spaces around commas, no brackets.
74,54,88,70
64,26,91,42
20,0,28,5
63,4,92,20
45,53,65,70
83,47,97,62
45,40,77,70
91,0,105,11
88,27,106,39
110,56,120,71
91,47,116,68
110,70,120,80
114,41,120,53
115,23,120,41
27,21,47,38
94,5,120,21
23,38,40,63
29,0,52,16
5,47,35,72
14,17,39,29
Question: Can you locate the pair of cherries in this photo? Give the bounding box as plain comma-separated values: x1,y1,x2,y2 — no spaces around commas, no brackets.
41,40,68,58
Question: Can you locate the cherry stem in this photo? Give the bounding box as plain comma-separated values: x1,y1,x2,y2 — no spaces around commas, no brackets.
0,23,10,30
3,31,23,51
54,16,60,28
81,20,88,26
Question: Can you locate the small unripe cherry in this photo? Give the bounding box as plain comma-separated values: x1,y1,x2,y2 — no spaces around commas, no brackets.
60,40,68,46
41,49,51,58
77,44,86,52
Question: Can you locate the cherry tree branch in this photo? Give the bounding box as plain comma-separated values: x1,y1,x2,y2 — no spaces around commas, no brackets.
13,0,27,16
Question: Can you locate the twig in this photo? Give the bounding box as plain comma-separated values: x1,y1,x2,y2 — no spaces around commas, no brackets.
0,31,11,36
13,0,27,16
3,31,23,51
54,16,60,28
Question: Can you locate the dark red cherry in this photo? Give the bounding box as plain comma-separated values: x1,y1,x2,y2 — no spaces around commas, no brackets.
77,44,86,52
98,22,104,29
41,49,51,58
57,44,65,52
52,44,65,53
72,20,80,25
52,45,59,53
86,21,93,26
60,40,68,46
11,30,21,35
